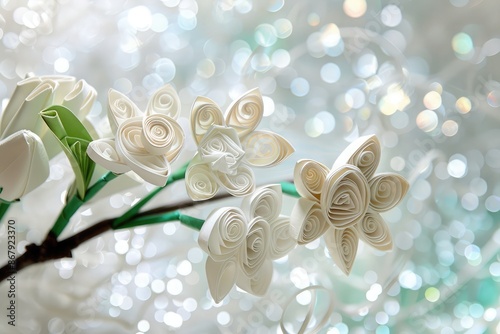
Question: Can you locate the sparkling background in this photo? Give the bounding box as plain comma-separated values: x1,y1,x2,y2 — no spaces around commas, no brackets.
1,0,499,333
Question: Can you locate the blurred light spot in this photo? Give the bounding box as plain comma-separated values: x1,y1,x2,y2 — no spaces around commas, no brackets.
251,53,271,72
390,111,409,129
469,303,484,318
343,0,367,18
487,90,500,107
390,156,405,171
290,267,310,289
128,6,152,31
308,13,320,26
484,308,497,321
151,279,165,293
464,244,481,265
354,52,378,78
380,5,402,27
452,32,473,55
425,287,440,302
274,18,293,38
135,273,150,288
255,24,277,47
321,23,340,48
305,117,323,137
379,84,410,115
384,301,400,316
197,58,215,78
3,32,20,49
290,77,309,97
268,0,285,12
485,149,500,168
416,109,438,132
138,320,150,332
271,49,290,68
296,289,312,305
447,154,467,178
461,192,478,211
455,96,471,114
154,58,176,82
346,88,365,108
320,63,341,83
442,120,458,136
485,195,500,212
423,91,442,110
395,232,413,251
398,270,422,290
450,0,469,7
115,240,129,254
163,223,177,235
315,111,335,134
217,311,231,325
177,260,192,276
178,11,197,30
375,312,389,325
187,247,203,263
167,278,183,295
151,13,168,32
164,312,183,328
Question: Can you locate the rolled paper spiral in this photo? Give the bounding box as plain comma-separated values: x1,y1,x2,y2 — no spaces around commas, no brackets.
239,217,270,278
185,160,219,200
141,114,183,157
321,165,370,229
86,139,129,174
146,84,180,119
241,131,295,167
198,207,248,262
107,89,140,133
290,198,330,245
236,260,273,296
215,164,255,197
205,257,238,304
334,135,381,180
268,215,297,259
225,88,263,137
190,96,225,144
294,159,330,202
241,184,282,222
369,173,409,212
198,126,245,174
357,210,393,251
324,226,359,275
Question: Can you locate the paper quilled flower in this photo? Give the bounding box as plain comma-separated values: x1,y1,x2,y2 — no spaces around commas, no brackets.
198,184,295,302
87,85,184,186
291,135,409,275
185,88,294,201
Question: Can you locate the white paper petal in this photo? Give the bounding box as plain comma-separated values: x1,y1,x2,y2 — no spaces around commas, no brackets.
241,184,282,222
369,173,409,212
190,96,225,145
107,89,141,134
206,257,238,303
62,79,97,119
268,215,296,259
357,210,393,251
240,217,270,278
198,125,245,175
141,114,185,158
215,164,255,197
145,84,181,119
290,198,330,245
332,135,381,180
199,207,248,261
225,88,263,138
321,165,370,229
40,75,76,103
0,130,49,201
185,155,220,201
236,260,273,296
294,159,330,202
324,226,359,276
87,139,130,174
116,117,171,186
241,130,295,167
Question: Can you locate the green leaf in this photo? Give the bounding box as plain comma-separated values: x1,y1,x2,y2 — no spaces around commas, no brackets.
40,105,95,199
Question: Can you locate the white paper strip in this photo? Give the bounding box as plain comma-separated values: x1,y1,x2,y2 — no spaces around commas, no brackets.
356,210,393,251
324,226,359,275
236,259,273,296
239,217,270,278
368,173,409,212
141,114,184,157
241,184,282,222
332,134,381,180
290,198,330,245
225,88,263,138
185,155,220,201
268,215,296,260
241,130,295,167
87,139,130,174
145,84,181,119
190,96,225,145
107,89,141,134
206,257,238,303
214,164,255,197
294,159,330,202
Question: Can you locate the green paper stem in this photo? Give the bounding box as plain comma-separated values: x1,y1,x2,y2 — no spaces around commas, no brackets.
113,210,204,231
0,202,11,221
50,171,119,237
280,182,301,198
113,162,189,226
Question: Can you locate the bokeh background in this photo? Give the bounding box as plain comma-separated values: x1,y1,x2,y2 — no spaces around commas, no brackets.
0,0,499,333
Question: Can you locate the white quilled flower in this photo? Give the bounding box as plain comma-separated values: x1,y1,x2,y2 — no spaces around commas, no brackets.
0,130,49,201
185,88,294,201
291,135,409,275
198,185,295,302
87,85,184,186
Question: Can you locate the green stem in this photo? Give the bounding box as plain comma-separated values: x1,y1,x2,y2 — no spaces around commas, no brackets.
113,162,189,226
0,202,11,221
50,171,119,237
113,210,204,231
280,182,301,198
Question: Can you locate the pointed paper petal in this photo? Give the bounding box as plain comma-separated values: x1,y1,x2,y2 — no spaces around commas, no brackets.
199,207,248,262
333,135,381,180
369,173,409,212
185,154,220,201
141,114,184,158
324,226,359,275
225,88,263,138
107,89,141,134
241,184,282,221
241,130,294,167
215,163,255,197
87,139,130,174
357,211,393,251
240,217,270,278
198,125,244,175
62,79,97,119
268,215,296,259
206,257,238,303
236,260,273,296
146,84,181,119
294,159,330,202
0,130,49,201
190,96,225,145
321,165,370,229
115,117,171,186
290,198,330,245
